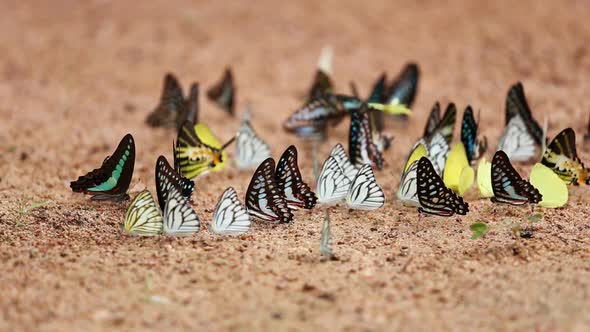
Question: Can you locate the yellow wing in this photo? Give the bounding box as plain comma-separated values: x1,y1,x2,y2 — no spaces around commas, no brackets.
123,190,163,236
367,103,412,115
404,143,428,172
476,157,494,198
530,163,568,208
194,123,228,173
443,143,473,195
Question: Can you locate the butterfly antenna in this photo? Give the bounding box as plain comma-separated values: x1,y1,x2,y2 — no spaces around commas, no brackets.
221,136,237,150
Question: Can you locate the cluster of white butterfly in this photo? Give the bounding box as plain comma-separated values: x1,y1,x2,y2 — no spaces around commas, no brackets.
315,144,385,210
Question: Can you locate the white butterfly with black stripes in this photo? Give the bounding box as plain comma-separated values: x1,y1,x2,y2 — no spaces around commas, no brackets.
497,115,537,162
235,107,271,169
346,164,385,210
396,160,420,206
316,156,352,204
163,186,200,236
329,143,358,180
425,132,450,175
210,187,251,235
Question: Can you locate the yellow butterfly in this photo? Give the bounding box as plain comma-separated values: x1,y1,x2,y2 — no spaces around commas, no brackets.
123,190,163,236
476,157,494,198
175,122,233,179
529,163,568,208
541,128,589,185
443,143,474,196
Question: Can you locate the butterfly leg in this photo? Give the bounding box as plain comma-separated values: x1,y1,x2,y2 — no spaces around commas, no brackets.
91,192,130,202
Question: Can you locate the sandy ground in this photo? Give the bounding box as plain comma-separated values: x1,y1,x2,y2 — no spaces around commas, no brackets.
1,0,590,331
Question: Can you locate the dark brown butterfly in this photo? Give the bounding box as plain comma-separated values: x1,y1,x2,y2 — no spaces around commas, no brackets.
245,158,293,223
491,150,542,205
423,102,456,143
207,68,235,115
146,73,199,128
349,105,383,170
71,134,135,202
461,106,487,164
275,145,317,210
416,157,469,216
308,70,333,101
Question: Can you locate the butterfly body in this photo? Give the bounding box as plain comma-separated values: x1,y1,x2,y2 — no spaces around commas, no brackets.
490,151,542,205
349,106,384,170
71,134,135,202
542,128,589,185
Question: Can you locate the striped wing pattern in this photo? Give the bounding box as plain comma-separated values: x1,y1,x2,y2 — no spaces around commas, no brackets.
396,160,420,206
245,158,293,223
235,116,271,170
316,156,352,204
346,164,385,210
491,151,542,205
124,190,163,236
497,116,537,162
211,187,251,235
416,157,468,216
275,145,317,209
163,187,200,236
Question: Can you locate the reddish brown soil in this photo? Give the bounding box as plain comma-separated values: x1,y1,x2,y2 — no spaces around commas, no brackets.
1,0,590,331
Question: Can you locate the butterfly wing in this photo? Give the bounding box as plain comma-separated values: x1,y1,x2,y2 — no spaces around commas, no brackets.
348,107,384,169
245,158,293,223
385,63,419,108
207,68,235,115
211,187,251,235
308,70,333,100
416,157,469,216
163,187,200,236
275,145,317,209
461,106,487,163
329,143,358,180
427,133,450,175
497,116,537,162
155,155,195,211
346,164,385,210
434,103,457,143
235,117,272,170
396,160,420,206
423,102,441,139
542,128,589,185
506,82,543,145
367,73,387,132
146,73,186,128
316,156,352,204
283,95,344,139
175,121,224,179
181,82,199,126
123,190,163,236
491,150,542,205
530,163,568,208
71,134,135,200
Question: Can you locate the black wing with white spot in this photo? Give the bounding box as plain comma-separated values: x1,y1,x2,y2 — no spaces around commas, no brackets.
155,155,195,211
245,158,293,223
275,145,317,210
416,157,469,216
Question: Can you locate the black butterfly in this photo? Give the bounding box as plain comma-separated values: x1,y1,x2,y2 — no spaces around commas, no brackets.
367,73,388,132
308,70,333,100
70,134,135,202
349,105,384,170
461,106,487,164
491,150,542,205
275,145,317,210
423,102,456,143
207,68,235,115
416,157,469,216
384,63,419,109
245,158,293,223
155,155,195,211
146,73,199,129
505,82,543,145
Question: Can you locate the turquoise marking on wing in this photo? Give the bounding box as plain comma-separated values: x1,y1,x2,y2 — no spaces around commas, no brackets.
88,151,129,192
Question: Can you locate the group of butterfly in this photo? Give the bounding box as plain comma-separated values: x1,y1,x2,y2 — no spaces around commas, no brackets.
70,67,326,236
393,82,587,216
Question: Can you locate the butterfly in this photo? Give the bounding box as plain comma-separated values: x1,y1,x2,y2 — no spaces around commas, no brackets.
275,145,317,210
320,211,333,259
476,158,494,198
308,70,333,100
155,155,195,211
316,156,352,205
505,82,543,145
497,115,537,162
162,186,200,235
384,63,419,109
529,163,568,208
461,106,487,164
490,150,542,205
349,105,384,170
245,158,293,223
584,113,590,143
175,121,234,179
207,68,235,115
396,143,428,206
416,157,469,216
123,190,163,236
442,143,475,196
541,128,589,185
346,164,385,210
283,94,348,140
235,107,272,170
145,73,199,128
71,133,135,202
210,187,251,235
423,102,456,143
